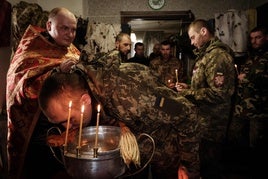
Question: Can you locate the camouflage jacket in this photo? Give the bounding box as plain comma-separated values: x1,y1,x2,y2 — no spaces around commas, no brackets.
149,55,184,86
75,49,203,176
234,45,268,120
77,49,196,128
180,37,235,142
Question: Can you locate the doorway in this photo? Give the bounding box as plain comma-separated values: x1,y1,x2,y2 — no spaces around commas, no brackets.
120,11,194,56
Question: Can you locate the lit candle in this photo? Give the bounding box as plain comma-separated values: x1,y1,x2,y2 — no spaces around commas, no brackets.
175,69,178,83
94,104,101,148
78,104,85,148
234,64,239,74
64,101,72,147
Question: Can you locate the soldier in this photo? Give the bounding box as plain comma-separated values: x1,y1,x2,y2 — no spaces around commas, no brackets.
38,33,203,179
150,40,184,89
176,19,235,178
148,43,161,62
127,42,149,66
229,26,268,178
115,32,132,63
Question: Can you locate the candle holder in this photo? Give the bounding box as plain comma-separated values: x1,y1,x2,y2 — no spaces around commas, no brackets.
93,147,99,158
76,146,81,158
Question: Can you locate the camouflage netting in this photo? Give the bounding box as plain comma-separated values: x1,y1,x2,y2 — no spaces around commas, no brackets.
11,1,49,52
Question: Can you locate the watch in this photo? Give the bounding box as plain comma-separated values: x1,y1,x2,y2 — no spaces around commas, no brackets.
148,0,165,10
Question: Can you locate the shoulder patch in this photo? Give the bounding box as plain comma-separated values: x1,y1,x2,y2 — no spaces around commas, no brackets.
214,72,224,87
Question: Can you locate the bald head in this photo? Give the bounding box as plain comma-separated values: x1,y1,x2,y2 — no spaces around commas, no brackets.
48,7,76,22
46,7,77,47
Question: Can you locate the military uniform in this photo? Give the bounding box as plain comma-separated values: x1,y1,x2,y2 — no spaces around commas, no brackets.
127,54,150,66
150,56,184,86
179,37,235,178
228,43,268,178
76,49,203,178
230,46,268,146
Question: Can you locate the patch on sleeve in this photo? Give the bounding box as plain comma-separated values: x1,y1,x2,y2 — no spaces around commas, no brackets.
192,66,198,75
214,72,224,87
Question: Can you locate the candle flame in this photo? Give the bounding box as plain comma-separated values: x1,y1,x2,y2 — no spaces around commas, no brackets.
97,104,101,113
69,101,72,108
81,104,85,113
234,64,239,74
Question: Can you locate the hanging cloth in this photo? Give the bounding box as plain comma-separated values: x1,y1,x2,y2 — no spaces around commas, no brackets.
83,22,121,56
215,9,248,55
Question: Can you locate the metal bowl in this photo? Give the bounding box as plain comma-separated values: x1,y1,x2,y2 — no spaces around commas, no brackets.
64,126,126,179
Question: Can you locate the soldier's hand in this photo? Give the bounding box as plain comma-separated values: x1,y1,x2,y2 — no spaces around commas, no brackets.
237,73,246,81
168,82,176,89
175,82,188,92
